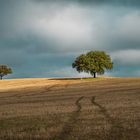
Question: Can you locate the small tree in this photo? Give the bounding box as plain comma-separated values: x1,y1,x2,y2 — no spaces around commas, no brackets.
0,65,12,80
72,51,113,78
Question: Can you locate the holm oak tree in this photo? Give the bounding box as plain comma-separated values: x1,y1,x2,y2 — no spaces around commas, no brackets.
72,51,113,78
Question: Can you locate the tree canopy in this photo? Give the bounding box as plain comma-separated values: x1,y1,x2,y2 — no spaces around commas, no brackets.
0,65,12,80
72,51,113,78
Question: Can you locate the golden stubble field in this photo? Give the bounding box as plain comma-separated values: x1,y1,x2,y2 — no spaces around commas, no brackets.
0,78,140,140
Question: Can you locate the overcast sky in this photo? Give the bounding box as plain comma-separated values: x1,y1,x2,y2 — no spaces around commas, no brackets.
0,0,140,78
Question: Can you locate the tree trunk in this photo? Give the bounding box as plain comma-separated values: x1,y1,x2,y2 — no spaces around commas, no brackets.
93,72,96,78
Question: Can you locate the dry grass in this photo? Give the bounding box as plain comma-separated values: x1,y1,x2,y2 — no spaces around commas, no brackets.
0,78,140,140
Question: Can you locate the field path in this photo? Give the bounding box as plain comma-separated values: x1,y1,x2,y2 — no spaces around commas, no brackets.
50,96,84,140
91,96,114,124
91,96,140,140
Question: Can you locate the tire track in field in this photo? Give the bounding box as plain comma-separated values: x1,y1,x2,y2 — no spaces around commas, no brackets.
91,96,114,124
16,85,57,98
0,85,56,99
0,85,59,106
16,82,70,98
50,96,84,140
0,85,58,100
17,82,70,98
91,96,127,140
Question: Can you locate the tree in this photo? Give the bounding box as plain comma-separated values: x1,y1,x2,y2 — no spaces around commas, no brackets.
0,65,12,80
72,51,113,78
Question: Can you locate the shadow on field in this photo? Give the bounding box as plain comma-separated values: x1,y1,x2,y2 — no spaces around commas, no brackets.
91,96,140,140
49,78,81,80
49,77,97,80
49,96,84,140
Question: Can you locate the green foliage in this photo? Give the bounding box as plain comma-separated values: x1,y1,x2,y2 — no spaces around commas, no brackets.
0,65,12,80
72,51,113,78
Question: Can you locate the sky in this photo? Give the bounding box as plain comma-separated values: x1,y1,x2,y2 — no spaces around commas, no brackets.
0,0,140,78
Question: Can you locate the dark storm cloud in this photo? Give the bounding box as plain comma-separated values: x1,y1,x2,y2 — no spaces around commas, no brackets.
79,0,140,6
33,0,140,7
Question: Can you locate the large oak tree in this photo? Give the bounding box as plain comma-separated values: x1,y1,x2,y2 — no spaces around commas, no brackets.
72,51,113,78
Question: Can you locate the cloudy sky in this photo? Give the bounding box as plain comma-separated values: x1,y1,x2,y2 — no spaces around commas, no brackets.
0,0,140,78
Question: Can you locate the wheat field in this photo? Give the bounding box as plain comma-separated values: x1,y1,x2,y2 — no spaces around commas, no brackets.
0,78,140,140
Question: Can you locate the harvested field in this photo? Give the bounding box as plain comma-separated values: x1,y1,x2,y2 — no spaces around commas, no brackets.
0,78,140,140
